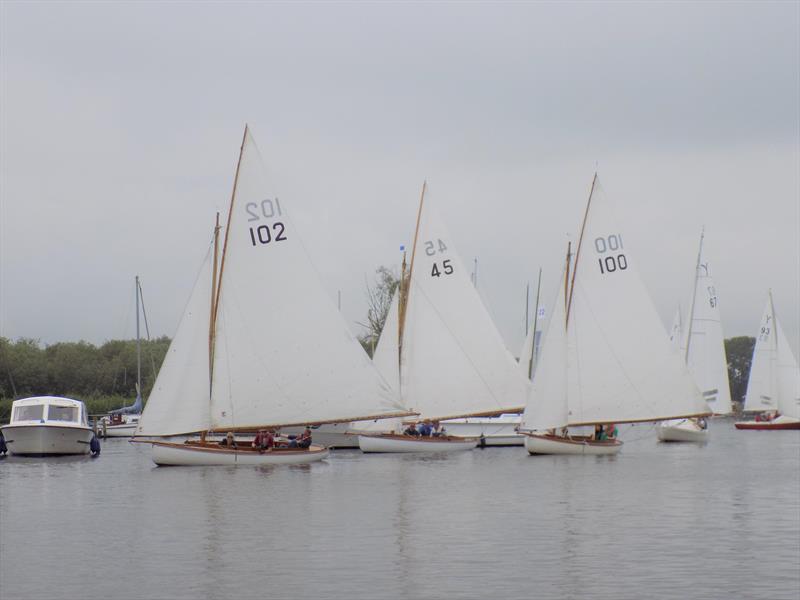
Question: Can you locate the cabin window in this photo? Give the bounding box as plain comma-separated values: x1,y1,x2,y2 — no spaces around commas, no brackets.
14,404,44,421
47,405,79,422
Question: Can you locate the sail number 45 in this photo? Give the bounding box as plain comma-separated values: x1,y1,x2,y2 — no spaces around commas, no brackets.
595,234,627,275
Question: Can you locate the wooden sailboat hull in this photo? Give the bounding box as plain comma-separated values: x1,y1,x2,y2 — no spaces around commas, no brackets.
656,418,709,443
734,416,800,430
148,441,329,466
523,432,623,455
358,433,477,453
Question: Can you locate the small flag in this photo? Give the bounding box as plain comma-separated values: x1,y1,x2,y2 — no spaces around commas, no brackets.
400,245,405,251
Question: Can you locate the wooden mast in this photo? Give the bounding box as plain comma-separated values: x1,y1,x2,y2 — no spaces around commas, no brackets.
566,173,597,324
398,181,427,385
208,212,221,390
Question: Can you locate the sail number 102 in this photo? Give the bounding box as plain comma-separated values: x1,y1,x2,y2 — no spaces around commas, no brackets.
594,234,627,275
246,197,288,246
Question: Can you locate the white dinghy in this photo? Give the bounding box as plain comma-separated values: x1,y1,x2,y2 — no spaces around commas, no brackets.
133,127,412,465
1,397,95,456
519,175,711,455
657,231,731,442
357,183,530,453
735,292,800,431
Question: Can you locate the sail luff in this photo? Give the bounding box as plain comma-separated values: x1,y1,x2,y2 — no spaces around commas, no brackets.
528,268,542,379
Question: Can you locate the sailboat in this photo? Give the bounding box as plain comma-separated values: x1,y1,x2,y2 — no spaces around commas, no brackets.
133,127,412,465
357,183,531,452
657,231,732,442
99,276,146,438
518,174,711,455
735,292,800,430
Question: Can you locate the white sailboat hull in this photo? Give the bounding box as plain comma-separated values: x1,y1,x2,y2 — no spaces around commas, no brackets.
147,441,329,466
100,423,138,438
1,424,94,456
656,418,709,443
523,432,623,456
441,415,524,446
358,433,477,453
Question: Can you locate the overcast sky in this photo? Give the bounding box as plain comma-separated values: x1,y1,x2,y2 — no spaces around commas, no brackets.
1,1,798,358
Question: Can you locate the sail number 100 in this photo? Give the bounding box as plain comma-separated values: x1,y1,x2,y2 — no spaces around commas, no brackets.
594,234,627,275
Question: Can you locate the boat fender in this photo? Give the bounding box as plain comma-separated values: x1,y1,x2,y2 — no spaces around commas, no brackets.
0,435,7,455
90,435,101,456
478,434,486,449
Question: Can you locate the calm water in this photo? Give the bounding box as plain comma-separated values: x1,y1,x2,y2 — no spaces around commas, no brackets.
1,419,798,600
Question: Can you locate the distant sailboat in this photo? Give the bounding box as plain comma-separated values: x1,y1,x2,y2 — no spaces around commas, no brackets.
133,127,412,465
735,292,800,430
657,231,732,442
358,183,530,452
99,276,147,438
519,174,711,455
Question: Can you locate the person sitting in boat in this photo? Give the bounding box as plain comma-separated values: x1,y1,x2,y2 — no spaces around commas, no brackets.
594,424,604,440
297,427,313,449
418,421,433,437
252,429,274,452
431,421,445,437
403,423,420,437
219,432,237,448
601,424,618,440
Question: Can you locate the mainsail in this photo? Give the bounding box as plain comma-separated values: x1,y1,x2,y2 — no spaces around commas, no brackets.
682,235,733,415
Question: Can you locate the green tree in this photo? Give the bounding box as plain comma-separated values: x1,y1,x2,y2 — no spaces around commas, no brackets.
725,336,755,406
358,266,400,357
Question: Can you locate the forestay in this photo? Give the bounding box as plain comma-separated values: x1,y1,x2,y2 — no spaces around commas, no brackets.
136,246,215,436
375,187,530,421
210,130,406,430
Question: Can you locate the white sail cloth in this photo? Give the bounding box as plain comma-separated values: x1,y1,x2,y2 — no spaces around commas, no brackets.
683,253,733,415
372,188,530,422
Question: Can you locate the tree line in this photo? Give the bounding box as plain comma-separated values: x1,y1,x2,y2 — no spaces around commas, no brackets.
0,336,170,403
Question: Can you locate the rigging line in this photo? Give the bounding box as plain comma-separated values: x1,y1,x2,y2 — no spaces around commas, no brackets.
406,269,516,413
138,281,152,340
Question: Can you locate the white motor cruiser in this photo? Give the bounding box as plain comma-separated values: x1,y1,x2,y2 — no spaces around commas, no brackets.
1,396,95,456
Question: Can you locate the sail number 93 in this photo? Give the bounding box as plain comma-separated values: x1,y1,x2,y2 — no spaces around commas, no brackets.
594,234,627,275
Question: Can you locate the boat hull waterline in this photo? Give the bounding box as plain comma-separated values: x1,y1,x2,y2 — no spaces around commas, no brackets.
524,433,623,456
656,419,710,443
1,424,94,456
147,441,329,466
358,434,478,453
